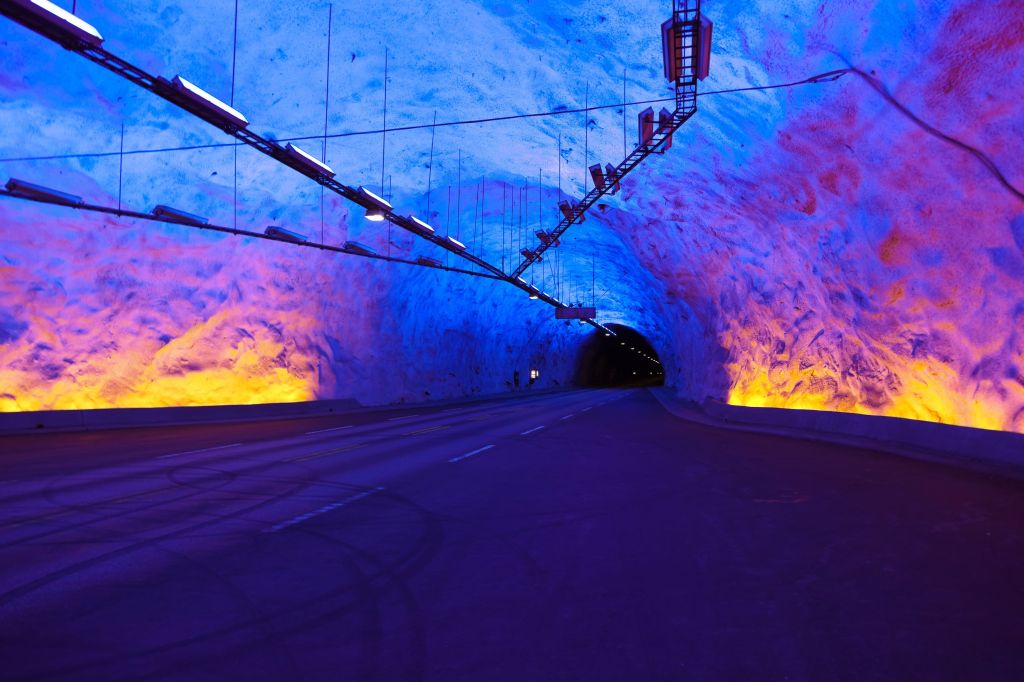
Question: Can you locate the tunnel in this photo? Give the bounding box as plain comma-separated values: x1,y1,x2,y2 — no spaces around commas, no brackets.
574,324,665,387
2,1,1024,680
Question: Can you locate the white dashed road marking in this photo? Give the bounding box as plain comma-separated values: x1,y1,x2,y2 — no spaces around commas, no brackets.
306,425,353,435
449,445,494,463
156,443,242,460
267,487,385,532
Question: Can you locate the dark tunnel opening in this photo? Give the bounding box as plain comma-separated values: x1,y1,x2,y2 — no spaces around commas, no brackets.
574,324,665,387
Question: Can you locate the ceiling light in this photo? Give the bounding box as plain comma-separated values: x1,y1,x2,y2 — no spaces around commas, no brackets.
264,226,306,243
409,215,435,234
343,240,376,256
446,235,466,250
285,142,334,178
152,204,207,225
5,178,81,206
170,75,248,129
358,186,392,210
9,0,104,47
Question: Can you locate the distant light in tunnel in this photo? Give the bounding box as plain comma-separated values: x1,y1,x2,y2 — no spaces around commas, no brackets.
171,76,249,129
12,0,104,47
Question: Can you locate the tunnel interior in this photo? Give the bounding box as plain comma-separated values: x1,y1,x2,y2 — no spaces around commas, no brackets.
574,324,665,387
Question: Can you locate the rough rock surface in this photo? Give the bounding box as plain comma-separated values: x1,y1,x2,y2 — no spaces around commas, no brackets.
0,1,1021,432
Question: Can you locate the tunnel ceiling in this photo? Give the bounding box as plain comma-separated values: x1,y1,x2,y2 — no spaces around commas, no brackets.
0,1,1022,433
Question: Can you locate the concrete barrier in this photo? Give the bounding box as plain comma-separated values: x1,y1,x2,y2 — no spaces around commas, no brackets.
0,399,362,434
651,389,1024,480
0,385,570,435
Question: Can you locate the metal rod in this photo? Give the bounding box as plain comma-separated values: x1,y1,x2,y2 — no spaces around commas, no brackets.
321,3,332,243
231,0,239,232
0,190,502,280
456,149,462,239
584,81,589,194
480,176,486,263
623,69,627,159
501,181,506,272
117,122,124,212
426,110,436,220
380,47,387,197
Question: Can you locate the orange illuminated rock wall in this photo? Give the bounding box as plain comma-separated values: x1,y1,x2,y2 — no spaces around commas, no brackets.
626,0,1024,433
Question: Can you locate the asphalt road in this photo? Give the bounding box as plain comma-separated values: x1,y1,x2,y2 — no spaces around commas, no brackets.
0,388,1022,681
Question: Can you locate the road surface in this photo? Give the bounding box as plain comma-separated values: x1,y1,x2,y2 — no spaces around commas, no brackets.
0,388,1022,680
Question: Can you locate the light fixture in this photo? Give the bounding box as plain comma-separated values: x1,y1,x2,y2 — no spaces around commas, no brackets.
697,15,714,81
343,240,376,256
170,75,248,129
604,164,620,194
446,235,466,250
358,186,392,210
284,143,335,178
558,198,585,223
5,178,82,206
152,204,207,225
416,255,442,267
8,0,104,47
358,186,391,222
638,107,655,146
409,215,434,234
264,226,306,243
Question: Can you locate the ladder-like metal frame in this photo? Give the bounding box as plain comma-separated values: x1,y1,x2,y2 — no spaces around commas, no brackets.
510,0,702,280
0,2,702,346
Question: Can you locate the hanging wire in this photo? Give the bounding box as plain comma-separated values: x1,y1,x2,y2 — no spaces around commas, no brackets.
0,70,854,164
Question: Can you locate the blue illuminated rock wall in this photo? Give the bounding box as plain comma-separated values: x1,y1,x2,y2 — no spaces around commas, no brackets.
1,0,1022,434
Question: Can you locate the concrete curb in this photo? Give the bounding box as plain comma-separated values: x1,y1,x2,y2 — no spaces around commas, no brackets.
649,388,1024,481
0,386,570,435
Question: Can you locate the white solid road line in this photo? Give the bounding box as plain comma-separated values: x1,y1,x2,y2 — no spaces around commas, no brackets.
520,425,545,436
387,414,419,421
449,444,495,463
267,486,385,533
305,425,354,435
560,414,575,421
156,443,243,460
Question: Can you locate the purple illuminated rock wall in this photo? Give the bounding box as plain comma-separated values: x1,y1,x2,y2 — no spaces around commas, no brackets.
0,1,1021,434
